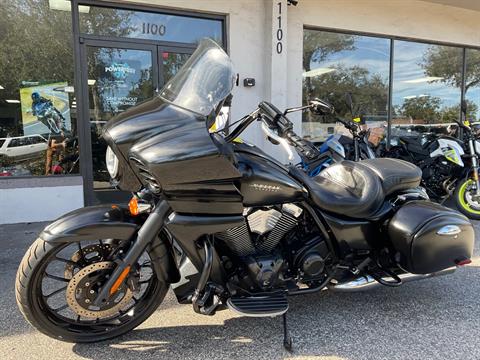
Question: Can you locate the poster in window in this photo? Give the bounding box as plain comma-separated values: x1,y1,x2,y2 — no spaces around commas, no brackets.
20,82,72,136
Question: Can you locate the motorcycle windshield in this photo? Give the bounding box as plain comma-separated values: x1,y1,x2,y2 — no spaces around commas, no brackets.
159,38,235,117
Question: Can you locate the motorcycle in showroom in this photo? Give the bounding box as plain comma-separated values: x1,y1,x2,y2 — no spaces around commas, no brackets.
300,93,376,176
381,101,480,219
16,39,474,350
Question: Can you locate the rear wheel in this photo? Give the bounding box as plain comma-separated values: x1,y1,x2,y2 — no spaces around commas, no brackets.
16,238,168,342
454,178,480,220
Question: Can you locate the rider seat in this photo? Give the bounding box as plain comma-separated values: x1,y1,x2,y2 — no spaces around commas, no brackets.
361,158,422,196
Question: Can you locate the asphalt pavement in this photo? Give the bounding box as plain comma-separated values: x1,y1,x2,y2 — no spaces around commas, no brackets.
1,220,480,360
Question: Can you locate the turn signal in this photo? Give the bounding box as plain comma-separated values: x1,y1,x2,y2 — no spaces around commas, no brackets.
128,197,139,216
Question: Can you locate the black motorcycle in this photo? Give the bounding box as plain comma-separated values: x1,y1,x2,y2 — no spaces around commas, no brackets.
16,39,474,350
380,102,480,219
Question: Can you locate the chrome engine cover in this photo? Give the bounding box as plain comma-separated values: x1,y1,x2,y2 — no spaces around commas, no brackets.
216,204,303,256
247,209,282,235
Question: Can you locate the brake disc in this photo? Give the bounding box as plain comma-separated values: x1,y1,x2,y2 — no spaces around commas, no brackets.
66,261,133,319
64,243,112,279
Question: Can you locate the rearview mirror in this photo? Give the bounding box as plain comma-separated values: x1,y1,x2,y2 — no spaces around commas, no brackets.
309,98,335,115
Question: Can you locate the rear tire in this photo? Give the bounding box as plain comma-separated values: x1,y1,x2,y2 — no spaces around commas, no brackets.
453,178,480,220
16,238,169,343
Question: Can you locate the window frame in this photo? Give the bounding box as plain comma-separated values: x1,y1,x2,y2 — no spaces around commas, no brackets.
303,25,480,147
0,0,228,186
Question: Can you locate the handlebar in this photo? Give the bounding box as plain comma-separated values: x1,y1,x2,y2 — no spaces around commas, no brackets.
258,101,320,160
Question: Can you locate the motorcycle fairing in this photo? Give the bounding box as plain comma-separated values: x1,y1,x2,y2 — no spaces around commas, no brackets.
320,134,346,158
430,138,465,167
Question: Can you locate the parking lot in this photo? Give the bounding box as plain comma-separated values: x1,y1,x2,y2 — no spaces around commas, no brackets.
1,221,480,360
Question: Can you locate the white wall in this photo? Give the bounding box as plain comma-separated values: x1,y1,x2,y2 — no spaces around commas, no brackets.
0,180,84,224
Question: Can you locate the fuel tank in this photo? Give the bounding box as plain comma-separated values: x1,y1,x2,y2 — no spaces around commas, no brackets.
234,144,307,206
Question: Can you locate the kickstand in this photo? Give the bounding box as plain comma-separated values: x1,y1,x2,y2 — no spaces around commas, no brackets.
282,312,293,352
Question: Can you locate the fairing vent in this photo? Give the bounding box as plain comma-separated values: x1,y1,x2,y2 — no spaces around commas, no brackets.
130,158,161,194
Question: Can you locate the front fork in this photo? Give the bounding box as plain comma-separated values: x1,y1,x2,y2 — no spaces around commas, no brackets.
467,139,480,197
93,201,171,306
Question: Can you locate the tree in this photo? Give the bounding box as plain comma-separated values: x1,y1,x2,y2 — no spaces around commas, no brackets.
441,100,478,123
0,1,135,101
302,64,389,123
423,46,480,93
302,30,355,112
400,96,441,124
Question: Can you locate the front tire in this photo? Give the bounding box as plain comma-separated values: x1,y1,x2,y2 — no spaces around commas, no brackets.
454,178,480,220
16,238,169,343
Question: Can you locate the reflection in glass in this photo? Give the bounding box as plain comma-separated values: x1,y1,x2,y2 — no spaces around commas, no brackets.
302,29,390,142
79,6,223,45
464,49,480,123
0,0,78,177
391,41,462,139
87,47,154,187
162,52,191,83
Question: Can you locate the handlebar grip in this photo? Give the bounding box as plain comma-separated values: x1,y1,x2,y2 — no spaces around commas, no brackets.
285,131,319,160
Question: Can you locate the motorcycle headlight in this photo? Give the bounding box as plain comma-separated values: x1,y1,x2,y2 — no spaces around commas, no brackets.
105,146,119,179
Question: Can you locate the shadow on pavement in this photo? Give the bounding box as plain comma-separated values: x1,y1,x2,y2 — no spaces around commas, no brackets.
71,265,480,360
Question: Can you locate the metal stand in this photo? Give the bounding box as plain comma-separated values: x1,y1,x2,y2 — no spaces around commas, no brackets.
282,312,293,352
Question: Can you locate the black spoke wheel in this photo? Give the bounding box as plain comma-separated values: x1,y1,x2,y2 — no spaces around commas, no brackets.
16,238,168,343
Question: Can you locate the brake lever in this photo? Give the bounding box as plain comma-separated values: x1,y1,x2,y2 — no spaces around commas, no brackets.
260,121,294,162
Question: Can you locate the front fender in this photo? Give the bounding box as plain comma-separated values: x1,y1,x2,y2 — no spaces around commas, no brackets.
40,205,137,243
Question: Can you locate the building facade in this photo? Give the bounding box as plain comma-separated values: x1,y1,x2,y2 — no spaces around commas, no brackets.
1,0,480,223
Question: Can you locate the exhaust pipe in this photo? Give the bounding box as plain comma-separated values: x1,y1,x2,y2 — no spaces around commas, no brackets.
329,267,456,292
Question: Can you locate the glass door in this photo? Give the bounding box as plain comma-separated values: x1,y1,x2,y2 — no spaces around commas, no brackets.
80,41,193,204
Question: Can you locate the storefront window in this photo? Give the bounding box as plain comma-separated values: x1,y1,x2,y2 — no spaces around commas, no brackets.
0,0,78,177
79,6,224,45
464,48,480,123
302,29,390,142
391,41,463,139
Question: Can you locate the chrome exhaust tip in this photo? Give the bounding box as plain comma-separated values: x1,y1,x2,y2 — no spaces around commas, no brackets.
329,267,456,293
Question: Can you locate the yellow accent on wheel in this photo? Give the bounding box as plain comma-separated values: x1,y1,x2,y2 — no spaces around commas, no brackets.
458,179,480,215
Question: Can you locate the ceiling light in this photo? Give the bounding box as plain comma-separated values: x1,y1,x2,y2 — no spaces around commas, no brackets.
6,100,20,104
88,79,96,86
403,76,443,84
49,0,90,13
302,68,336,78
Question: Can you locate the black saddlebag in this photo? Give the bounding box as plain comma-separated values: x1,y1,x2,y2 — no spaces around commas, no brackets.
388,201,474,274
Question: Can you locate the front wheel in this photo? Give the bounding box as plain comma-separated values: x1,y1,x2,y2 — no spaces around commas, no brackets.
454,178,480,220
16,237,169,342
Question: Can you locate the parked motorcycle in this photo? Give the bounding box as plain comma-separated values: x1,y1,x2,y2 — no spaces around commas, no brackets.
301,94,376,176
16,39,474,350
302,115,376,176
381,101,480,219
